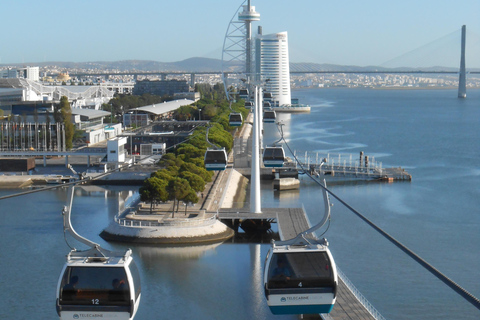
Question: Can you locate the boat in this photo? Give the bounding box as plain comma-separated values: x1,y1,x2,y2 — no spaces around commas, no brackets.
272,104,310,113
44,175,75,184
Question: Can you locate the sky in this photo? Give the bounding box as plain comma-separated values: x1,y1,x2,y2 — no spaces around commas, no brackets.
1,0,479,68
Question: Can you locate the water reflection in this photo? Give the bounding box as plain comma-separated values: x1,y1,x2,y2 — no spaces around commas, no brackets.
135,243,222,262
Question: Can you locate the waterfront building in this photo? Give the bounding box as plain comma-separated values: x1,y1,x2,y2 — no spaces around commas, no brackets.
0,78,114,109
133,79,189,96
255,31,291,106
123,99,195,127
0,66,39,81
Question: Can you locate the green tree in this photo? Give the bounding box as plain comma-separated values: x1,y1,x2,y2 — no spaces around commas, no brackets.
176,144,204,162
158,153,184,168
180,171,205,192
180,162,213,183
166,177,191,217
182,190,199,215
151,170,174,181
139,177,169,213
59,96,75,150
174,105,196,121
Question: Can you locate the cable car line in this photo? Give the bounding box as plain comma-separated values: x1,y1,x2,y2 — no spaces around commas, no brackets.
56,186,142,319
277,125,480,311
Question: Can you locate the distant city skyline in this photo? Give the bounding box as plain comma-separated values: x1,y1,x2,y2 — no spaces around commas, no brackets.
1,0,479,68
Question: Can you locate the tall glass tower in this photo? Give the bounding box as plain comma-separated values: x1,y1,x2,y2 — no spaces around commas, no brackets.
255,31,292,106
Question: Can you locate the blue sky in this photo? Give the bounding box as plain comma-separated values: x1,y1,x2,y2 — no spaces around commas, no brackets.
1,0,479,67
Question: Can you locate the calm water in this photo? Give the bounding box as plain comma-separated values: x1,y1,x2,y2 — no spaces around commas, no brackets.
0,88,479,319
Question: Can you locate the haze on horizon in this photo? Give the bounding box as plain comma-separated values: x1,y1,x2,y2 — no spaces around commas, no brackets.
1,0,479,68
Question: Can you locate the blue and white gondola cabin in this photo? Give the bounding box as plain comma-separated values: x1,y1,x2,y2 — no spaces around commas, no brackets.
263,146,285,167
204,148,228,171
264,243,338,315
263,110,276,123
229,112,243,127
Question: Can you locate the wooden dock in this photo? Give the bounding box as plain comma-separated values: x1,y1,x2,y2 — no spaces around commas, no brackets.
217,208,381,320
296,151,412,182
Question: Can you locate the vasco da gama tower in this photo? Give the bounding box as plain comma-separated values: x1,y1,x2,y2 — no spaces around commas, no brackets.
228,1,292,107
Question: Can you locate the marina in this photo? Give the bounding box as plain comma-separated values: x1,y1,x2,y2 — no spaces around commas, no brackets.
0,0,479,317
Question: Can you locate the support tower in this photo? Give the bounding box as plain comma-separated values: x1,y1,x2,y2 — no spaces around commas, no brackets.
238,0,260,82
458,25,466,99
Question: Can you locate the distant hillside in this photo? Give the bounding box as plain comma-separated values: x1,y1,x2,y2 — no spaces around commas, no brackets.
0,58,225,72
0,58,468,72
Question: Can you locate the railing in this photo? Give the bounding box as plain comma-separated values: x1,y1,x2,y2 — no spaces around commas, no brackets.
114,213,218,228
337,267,387,320
294,151,384,177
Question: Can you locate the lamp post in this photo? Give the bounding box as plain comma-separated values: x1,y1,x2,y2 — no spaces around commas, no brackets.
199,108,202,121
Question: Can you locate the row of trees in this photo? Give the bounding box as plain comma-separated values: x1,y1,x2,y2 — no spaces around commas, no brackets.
139,85,249,215
139,149,214,217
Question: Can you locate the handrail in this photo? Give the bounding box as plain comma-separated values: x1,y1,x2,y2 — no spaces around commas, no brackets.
114,214,217,228
337,267,387,320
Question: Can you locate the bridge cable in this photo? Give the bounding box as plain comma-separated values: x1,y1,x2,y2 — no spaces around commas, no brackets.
277,122,480,311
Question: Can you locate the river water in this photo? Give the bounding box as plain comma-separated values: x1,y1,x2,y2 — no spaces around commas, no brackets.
0,88,479,319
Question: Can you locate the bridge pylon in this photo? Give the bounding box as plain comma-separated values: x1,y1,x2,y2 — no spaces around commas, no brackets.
458,25,466,98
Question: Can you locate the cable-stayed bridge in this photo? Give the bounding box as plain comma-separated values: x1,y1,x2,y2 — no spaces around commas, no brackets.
68,26,476,98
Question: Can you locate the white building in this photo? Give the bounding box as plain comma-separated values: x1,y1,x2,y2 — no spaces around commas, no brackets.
0,66,39,81
255,31,291,106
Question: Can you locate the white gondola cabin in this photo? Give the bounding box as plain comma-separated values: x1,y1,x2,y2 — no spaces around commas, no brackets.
204,148,227,171
229,112,243,127
56,249,141,320
263,146,285,167
244,101,253,109
264,242,338,315
56,188,141,320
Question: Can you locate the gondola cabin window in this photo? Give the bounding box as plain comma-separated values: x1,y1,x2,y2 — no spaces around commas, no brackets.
60,266,130,306
267,252,334,290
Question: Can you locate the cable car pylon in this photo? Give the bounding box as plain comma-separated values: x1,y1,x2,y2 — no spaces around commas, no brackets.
250,85,262,214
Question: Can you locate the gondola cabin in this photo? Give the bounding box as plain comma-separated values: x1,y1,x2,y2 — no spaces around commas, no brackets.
263,110,276,123
229,112,243,127
204,148,227,171
263,146,285,167
263,101,272,108
239,89,249,100
244,101,253,109
56,249,141,320
263,243,338,315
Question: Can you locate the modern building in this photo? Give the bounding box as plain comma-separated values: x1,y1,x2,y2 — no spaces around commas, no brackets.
133,79,189,96
255,31,291,106
0,78,114,109
0,66,39,81
123,99,195,126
